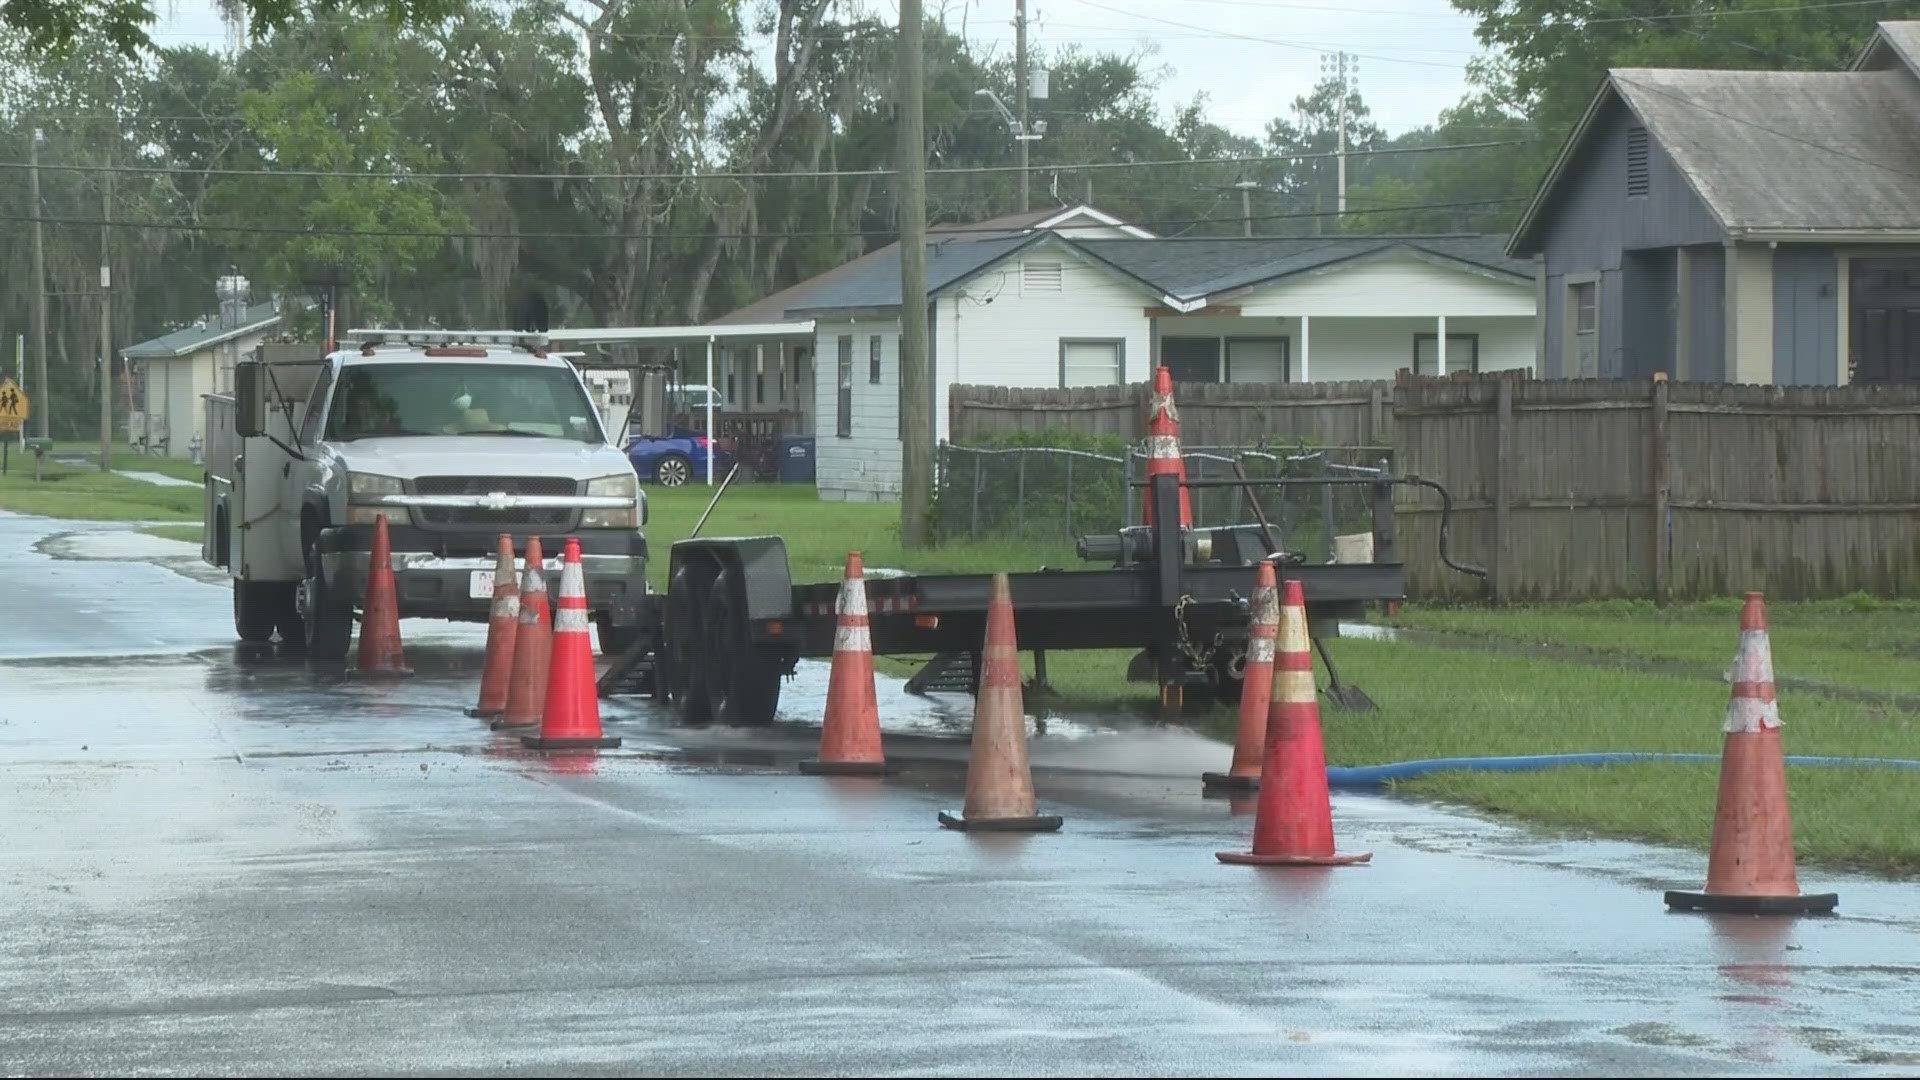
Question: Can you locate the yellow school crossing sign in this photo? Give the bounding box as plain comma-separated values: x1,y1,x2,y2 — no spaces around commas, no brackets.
0,379,26,433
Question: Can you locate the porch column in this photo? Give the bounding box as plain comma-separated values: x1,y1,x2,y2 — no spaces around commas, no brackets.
704,335,716,485
1299,315,1310,382
1437,314,1448,376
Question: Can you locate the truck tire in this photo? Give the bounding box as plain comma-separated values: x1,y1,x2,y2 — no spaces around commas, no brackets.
702,567,781,725
233,581,284,642
661,564,713,723
299,543,355,660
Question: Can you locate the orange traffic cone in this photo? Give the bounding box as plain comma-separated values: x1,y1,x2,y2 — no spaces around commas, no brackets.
1218,578,1371,866
523,537,621,750
1204,559,1279,792
492,537,549,731
1666,593,1836,915
466,533,521,718
1141,365,1192,529
352,513,411,677
939,573,1062,832
800,552,893,775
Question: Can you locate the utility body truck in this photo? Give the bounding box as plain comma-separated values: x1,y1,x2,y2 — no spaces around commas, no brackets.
203,330,649,658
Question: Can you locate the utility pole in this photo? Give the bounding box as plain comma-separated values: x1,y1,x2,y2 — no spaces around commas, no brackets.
1015,0,1029,213
28,128,49,441
99,158,113,471
898,0,932,548
1328,51,1353,219
1235,181,1256,237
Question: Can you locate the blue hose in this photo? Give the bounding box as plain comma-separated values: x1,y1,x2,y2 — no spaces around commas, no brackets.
1325,752,1920,790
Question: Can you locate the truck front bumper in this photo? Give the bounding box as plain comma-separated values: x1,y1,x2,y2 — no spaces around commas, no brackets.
317,525,649,625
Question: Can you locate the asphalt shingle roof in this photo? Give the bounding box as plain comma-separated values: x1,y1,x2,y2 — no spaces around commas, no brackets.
122,301,283,358
1073,235,1531,300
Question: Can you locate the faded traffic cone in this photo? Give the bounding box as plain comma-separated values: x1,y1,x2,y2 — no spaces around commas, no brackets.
1666,593,1837,915
523,537,621,750
352,513,412,677
939,573,1062,832
466,533,521,718
1218,578,1371,866
492,537,550,730
1141,365,1192,529
800,551,892,775
1204,559,1279,792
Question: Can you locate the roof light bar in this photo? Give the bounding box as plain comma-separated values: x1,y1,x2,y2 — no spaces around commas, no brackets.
342,328,553,352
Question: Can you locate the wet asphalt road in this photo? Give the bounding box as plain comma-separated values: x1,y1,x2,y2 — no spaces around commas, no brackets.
2,511,1918,1077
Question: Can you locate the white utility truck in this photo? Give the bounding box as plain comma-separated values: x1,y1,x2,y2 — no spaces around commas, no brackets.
203,330,649,659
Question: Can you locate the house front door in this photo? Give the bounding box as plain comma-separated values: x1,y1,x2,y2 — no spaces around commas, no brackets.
1159,336,1221,383
1849,259,1920,384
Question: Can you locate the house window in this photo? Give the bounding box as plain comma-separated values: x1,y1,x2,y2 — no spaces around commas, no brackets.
1226,338,1288,383
1159,336,1222,383
836,334,853,438
1413,333,1480,375
726,372,736,403
1626,126,1650,198
755,373,765,405
1566,280,1600,377
869,334,882,384
1060,339,1125,387
1022,260,1064,294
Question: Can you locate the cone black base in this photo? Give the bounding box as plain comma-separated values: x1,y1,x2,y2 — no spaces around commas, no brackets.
346,667,414,679
938,811,1063,832
521,735,622,750
1664,890,1838,915
1216,850,1373,866
799,759,895,776
465,706,503,719
1201,771,1260,792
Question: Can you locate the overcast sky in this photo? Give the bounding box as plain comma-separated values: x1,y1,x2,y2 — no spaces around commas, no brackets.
147,0,1490,138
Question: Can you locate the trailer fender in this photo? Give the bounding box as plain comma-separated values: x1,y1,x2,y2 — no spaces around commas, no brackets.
668,536,794,622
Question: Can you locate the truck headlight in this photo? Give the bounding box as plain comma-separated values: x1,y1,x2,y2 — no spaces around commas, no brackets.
347,472,409,526
582,472,639,529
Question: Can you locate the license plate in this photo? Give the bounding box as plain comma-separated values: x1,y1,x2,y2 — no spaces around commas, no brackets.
469,570,496,599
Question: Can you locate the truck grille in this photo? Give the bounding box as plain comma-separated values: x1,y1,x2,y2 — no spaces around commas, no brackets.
412,476,580,531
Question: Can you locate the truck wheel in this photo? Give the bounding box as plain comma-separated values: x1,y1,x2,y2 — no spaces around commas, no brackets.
299,552,354,661
661,565,712,722
702,567,781,725
655,453,691,487
233,581,283,642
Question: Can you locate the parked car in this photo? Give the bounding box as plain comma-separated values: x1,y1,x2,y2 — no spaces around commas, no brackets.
627,427,735,487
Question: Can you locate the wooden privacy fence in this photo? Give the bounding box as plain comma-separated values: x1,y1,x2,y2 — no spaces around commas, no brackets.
1396,374,1920,601
949,380,1395,447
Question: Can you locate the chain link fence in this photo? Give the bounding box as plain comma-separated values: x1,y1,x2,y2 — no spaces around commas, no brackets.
934,440,1393,563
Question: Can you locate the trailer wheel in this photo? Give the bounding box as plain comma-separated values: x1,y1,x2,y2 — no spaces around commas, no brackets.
662,565,713,723
702,567,781,725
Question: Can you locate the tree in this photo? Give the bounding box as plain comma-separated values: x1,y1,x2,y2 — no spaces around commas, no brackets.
3,0,463,59
1260,72,1386,234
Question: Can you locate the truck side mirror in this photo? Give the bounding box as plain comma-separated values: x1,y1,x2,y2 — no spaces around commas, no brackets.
234,361,264,438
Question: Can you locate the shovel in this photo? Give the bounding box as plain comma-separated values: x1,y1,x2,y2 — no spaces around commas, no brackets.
1314,636,1377,713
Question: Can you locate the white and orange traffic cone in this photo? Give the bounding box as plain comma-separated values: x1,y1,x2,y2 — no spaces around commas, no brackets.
800,552,892,775
1218,578,1371,866
466,533,520,718
523,537,621,750
939,573,1062,832
1141,365,1192,529
352,513,411,677
492,537,550,731
1665,593,1836,915
1204,559,1279,792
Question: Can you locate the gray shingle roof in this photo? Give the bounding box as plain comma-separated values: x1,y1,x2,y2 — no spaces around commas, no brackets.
1610,66,1920,233
1073,235,1531,300
779,234,1043,317
122,300,283,359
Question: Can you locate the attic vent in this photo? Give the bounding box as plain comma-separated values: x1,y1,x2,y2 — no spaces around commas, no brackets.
1022,260,1064,294
1626,126,1650,197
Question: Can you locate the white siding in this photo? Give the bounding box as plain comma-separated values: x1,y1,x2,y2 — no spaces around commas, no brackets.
1291,316,1534,381
940,244,1155,441
814,318,904,502
1236,257,1535,318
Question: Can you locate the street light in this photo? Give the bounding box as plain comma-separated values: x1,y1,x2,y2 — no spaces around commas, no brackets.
974,89,1046,141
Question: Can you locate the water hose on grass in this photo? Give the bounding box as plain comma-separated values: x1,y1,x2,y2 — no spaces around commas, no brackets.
1325,753,1920,790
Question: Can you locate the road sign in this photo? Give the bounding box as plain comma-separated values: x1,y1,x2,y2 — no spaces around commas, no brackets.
0,378,27,433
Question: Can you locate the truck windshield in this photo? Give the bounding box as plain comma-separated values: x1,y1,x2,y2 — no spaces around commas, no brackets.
325,363,603,443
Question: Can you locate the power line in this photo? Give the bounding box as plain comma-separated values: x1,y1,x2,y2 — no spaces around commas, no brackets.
0,137,1535,182
0,197,1529,241
1065,0,1473,70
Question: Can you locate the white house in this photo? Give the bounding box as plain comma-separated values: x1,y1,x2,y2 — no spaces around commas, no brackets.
122,297,283,459
703,205,1537,502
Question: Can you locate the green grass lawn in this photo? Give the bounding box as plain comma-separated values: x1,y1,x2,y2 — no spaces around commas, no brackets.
1390,596,1920,699
0,455,201,521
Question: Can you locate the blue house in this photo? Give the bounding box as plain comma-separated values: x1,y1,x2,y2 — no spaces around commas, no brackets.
1509,20,1920,385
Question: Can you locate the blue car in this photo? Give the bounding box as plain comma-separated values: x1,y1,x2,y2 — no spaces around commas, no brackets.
627,427,735,487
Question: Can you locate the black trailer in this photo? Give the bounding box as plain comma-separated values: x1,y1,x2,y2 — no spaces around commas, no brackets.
599,470,1482,725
